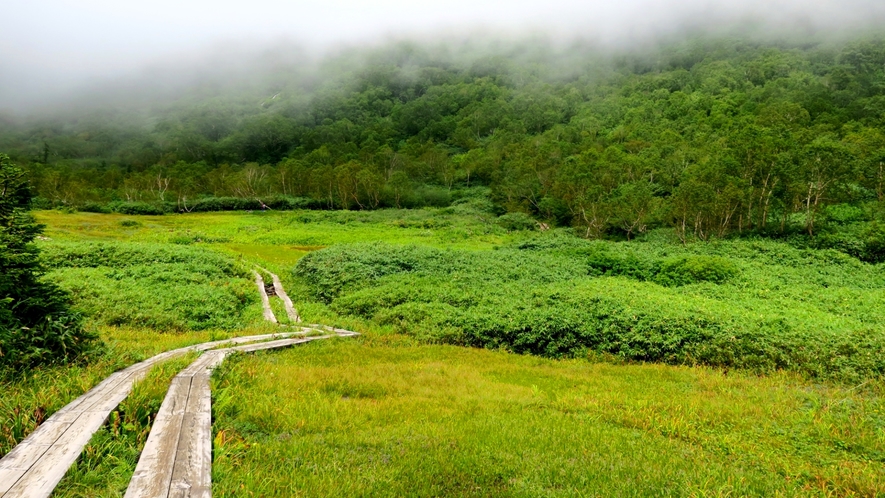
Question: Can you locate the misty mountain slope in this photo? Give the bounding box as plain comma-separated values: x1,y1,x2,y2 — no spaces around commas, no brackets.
3,35,885,246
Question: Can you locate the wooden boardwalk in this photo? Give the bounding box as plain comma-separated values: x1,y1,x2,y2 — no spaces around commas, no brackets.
270,273,301,323
256,266,301,323
0,269,360,498
0,332,309,498
253,271,278,324
124,333,356,498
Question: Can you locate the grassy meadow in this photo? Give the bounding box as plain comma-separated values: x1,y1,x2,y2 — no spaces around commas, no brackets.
0,207,882,496
212,339,885,497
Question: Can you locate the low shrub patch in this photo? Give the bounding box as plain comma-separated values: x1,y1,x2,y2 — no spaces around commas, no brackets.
295,239,885,381
42,241,255,331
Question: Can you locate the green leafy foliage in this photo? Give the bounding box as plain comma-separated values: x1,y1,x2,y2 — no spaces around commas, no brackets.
0,154,95,373
42,241,255,331
5,35,885,248
653,255,738,286
494,212,538,231
295,237,885,381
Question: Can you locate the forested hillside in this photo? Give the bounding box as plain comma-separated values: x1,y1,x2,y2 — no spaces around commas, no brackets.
3,36,885,244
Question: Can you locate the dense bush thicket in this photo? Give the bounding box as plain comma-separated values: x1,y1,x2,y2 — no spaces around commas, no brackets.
4,35,885,243
295,239,885,381
0,154,96,372
42,241,255,331
76,196,322,215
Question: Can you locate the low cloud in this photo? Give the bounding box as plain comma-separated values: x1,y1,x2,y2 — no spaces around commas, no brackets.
3,0,885,114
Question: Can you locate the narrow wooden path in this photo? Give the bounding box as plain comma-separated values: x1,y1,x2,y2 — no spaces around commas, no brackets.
252,271,278,324
0,332,305,498
254,267,301,324
0,268,359,498
124,332,356,498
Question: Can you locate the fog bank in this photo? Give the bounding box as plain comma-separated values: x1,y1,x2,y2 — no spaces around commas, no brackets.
4,0,885,114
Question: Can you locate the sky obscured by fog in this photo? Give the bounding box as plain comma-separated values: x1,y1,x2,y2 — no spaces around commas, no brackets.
4,0,885,114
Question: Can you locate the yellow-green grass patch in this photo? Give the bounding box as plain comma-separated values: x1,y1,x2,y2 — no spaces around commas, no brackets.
211,339,885,497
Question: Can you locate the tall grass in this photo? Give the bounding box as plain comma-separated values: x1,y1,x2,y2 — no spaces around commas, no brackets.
211,339,885,497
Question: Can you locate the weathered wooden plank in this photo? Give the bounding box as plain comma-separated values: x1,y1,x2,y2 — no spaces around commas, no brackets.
124,376,192,498
0,332,307,498
253,271,277,323
0,370,140,497
168,373,213,498
126,351,226,498
0,367,143,496
270,273,300,323
204,331,306,348
0,422,70,472
125,333,358,497
230,335,331,353
180,351,227,377
2,410,110,498
306,323,361,337
0,437,53,493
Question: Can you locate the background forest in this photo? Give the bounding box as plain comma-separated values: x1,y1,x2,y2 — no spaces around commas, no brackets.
3,35,885,252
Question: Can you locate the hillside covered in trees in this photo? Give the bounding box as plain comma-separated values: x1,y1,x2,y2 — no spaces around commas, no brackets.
3,35,885,247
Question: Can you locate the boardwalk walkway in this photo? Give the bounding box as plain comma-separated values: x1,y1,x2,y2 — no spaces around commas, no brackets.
0,269,356,498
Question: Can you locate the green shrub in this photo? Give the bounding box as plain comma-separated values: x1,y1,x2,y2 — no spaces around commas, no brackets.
295,238,885,381
413,186,452,207
809,222,885,264
0,154,96,373
295,243,458,302
860,223,885,263
653,255,738,286
188,197,259,212
41,241,254,331
41,241,243,273
111,202,167,216
581,248,657,280
495,212,538,231
822,203,868,225
80,202,112,214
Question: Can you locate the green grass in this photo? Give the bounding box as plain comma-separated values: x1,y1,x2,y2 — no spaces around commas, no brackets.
211,338,885,497
34,207,515,250
40,240,259,331
3,209,882,496
33,207,521,302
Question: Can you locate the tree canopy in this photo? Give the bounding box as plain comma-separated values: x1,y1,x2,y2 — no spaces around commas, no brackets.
3,35,885,244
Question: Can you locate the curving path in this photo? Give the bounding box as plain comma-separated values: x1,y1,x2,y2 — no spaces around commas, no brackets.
0,269,358,498
125,330,356,498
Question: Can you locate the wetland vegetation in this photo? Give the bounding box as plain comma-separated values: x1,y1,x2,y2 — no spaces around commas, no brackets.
2,31,885,497
0,207,879,496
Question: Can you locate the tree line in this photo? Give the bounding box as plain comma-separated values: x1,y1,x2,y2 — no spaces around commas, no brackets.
3,36,885,239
